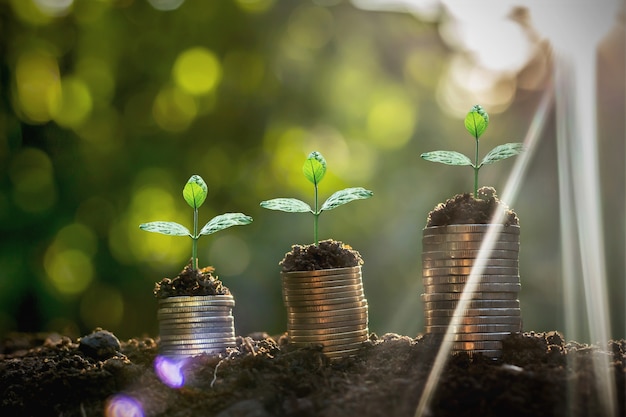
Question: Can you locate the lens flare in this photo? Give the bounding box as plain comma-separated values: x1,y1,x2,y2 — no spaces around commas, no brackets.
105,395,144,417
154,355,188,389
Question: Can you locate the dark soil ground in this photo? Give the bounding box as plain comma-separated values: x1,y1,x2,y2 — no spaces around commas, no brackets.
0,330,624,417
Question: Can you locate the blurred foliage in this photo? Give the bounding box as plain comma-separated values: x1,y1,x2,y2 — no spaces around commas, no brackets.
0,0,623,340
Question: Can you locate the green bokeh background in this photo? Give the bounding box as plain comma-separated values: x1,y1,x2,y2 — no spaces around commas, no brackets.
0,0,624,341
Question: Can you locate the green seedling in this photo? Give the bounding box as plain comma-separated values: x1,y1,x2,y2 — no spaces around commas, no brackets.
421,105,524,198
260,151,373,246
139,175,252,270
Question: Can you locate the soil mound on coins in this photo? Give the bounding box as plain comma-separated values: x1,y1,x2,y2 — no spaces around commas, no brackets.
426,186,519,227
1,330,624,416
280,239,364,272
154,260,230,298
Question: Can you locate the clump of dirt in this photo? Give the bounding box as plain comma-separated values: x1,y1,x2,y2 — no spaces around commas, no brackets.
154,260,230,298
280,239,363,272
1,330,624,417
426,186,519,227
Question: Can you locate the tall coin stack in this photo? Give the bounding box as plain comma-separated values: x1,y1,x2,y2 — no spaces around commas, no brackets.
281,266,369,360
421,225,522,358
157,295,237,357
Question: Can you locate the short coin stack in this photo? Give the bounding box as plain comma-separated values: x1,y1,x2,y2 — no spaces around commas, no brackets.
157,295,237,357
422,225,522,358
281,266,369,360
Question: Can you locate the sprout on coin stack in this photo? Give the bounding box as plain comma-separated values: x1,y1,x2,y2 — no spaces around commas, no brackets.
139,175,253,357
260,151,373,360
419,106,525,358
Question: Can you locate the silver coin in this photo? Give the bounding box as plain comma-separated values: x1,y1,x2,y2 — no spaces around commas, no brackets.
424,308,521,317
284,290,364,302
421,292,518,301
281,267,361,278
423,283,521,293
160,337,237,345
287,306,368,319
158,317,234,326
425,323,522,333
287,300,367,313
422,233,519,243
290,329,369,342
289,324,369,336
282,284,363,296
423,275,520,285
288,318,367,331
285,296,366,307
422,250,519,260
158,320,235,329
422,266,519,277
422,241,519,251
423,225,520,235
425,315,522,326
423,299,519,310
282,278,362,290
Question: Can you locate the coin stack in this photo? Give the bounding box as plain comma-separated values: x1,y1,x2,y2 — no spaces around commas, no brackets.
422,224,522,358
281,266,369,360
157,295,237,357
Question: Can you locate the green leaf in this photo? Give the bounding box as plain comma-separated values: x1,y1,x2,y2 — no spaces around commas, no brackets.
302,151,327,185
260,198,312,213
139,221,191,237
464,105,489,139
320,187,373,212
480,143,524,166
420,151,474,167
199,213,253,236
183,175,208,209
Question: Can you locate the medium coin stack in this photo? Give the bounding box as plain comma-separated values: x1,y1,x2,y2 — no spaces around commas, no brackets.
281,266,369,360
422,224,522,358
157,295,236,357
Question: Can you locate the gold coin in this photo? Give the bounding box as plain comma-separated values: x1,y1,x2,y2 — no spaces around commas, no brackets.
284,290,364,302
423,300,519,310
288,318,367,331
423,241,519,252
453,349,502,358
281,267,361,278
289,324,368,336
452,341,503,350
422,233,519,243
421,292,518,301
425,323,522,333
422,267,519,277
422,250,519,260
422,258,518,268
422,283,521,293
287,312,368,325
282,278,362,290
291,334,368,348
424,308,521,317
289,329,369,343
285,296,367,308
159,331,235,341
422,275,520,285
425,315,522,326
287,306,367,319
450,332,514,341
282,284,363,296
423,225,520,235
287,300,367,313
